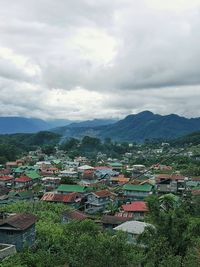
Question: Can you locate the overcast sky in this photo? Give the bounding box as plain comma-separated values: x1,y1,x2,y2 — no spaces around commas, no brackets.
0,0,200,120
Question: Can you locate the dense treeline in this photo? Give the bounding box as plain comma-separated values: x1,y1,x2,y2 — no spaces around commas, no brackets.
60,136,133,159
171,131,200,146
0,131,60,164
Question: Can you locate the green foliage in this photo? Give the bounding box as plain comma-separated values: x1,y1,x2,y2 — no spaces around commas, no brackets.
139,195,200,266
41,145,55,156
0,202,142,267
0,131,60,163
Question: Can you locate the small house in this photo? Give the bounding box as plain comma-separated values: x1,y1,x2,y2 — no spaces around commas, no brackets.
85,189,114,214
117,201,148,220
114,220,153,244
57,184,88,195
0,213,37,251
122,184,153,200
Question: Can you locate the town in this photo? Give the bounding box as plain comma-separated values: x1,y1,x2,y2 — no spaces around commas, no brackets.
0,134,200,266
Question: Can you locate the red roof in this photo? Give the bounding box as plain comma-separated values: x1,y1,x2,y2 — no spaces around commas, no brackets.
122,201,148,212
94,189,112,198
62,192,81,203
15,176,32,183
0,176,14,181
62,210,88,221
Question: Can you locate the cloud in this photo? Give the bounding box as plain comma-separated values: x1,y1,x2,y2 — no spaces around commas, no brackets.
0,0,200,119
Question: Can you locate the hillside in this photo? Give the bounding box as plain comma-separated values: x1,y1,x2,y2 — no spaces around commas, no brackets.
171,131,200,146
52,111,200,142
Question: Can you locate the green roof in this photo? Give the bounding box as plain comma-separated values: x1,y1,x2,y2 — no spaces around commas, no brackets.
122,184,152,192
109,162,123,167
14,166,38,173
8,190,34,198
57,184,88,193
186,181,200,188
25,171,41,180
52,160,61,165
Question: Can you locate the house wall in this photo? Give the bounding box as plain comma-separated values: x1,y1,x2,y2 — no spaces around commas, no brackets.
124,190,150,200
157,183,177,193
87,194,110,206
0,225,36,251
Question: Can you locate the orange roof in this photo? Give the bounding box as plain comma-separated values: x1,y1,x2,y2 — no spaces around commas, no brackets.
111,175,130,183
122,201,148,212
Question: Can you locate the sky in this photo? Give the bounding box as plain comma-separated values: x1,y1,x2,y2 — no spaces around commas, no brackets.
0,0,200,120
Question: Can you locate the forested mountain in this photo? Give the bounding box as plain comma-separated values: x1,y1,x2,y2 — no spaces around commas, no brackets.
52,111,200,142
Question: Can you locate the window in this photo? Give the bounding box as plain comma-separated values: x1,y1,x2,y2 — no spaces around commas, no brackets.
6,231,14,235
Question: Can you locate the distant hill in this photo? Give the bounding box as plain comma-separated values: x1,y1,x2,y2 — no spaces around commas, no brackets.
0,117,73,134
52,111,200,142
171,131,200,146
67,119,117,128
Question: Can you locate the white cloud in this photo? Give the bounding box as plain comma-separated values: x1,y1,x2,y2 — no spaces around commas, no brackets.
0,0,200,120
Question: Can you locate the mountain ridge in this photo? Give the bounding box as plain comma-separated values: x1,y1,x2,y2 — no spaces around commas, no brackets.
52,111,200,142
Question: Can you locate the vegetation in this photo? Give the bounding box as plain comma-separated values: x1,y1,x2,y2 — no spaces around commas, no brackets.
0,194,200,266
0,202,141,267
0,131,60,164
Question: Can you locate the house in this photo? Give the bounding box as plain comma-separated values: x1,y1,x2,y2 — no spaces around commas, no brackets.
35,161,52,170
117,201,148,220
122,184,153,200
156,174,186,194
42,177,61,191
59,170,78,179
6,162,19,170
0,176,14,188
95,169,118,181
101,215,132,229
13,166,38,176
132,165,146,178
8,190,34,201
0,213,37,251
114,220,153,243
14,176,32,189
40,167,59,176
78,165,94,171
25,171,41,184
57,184,88,194
85,190,114,214
41,192,83,208
108,162,123,172
110,175,130,185
61,210,89,223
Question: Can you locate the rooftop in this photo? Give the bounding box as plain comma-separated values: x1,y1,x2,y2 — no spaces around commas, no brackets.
0,213,37,231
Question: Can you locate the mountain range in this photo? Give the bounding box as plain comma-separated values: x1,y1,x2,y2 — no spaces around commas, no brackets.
1,112,200,142
52,111,200,142
0,117,116,134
